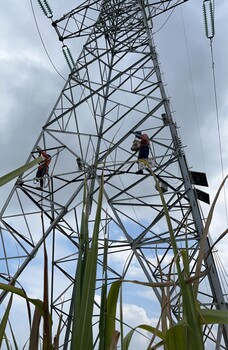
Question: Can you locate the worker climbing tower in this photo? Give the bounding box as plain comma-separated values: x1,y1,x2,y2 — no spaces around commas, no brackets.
0,0,227,348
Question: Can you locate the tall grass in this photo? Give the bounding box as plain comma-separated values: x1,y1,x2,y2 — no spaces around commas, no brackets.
0,165,227,349
0,156,44,187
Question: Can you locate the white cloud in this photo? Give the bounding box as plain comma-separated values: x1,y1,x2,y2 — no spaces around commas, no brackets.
0,0,227,348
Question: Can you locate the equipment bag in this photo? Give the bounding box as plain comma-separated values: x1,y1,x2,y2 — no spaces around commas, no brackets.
131,139,141,151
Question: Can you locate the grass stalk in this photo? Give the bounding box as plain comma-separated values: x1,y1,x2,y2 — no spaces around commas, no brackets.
0,156,44,187
71,178,104,350
0,293,13,348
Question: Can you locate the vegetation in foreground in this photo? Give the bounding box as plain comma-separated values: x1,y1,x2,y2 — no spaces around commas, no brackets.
0,164,227,349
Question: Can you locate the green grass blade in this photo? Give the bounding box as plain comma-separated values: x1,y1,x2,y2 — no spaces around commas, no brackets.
71,185,89,349
29,308,41,350
0,282,47,318
166,324,186,350
3,333,11,350
148,339,165,350
194,175,228,294
199,309,228,325
105,280,121,350
42,242,52,350
122,324,166,350
74,211,86,314
0,293,13,348
8,319,19,350
98,235,108,350
205,228,228,258
108,330,120,350
53,314,62,350
0,156,43,187
145,162,204,350
71,179,104,350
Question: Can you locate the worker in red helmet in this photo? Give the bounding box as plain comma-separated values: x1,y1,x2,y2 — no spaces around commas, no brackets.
35,146,51,188
134,132,150,174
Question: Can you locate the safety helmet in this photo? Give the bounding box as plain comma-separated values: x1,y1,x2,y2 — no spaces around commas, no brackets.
142,133,149,139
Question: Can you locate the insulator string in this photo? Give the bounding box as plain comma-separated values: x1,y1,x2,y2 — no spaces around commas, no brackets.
203,0,215,39
62,45,75,71
37,0,53,18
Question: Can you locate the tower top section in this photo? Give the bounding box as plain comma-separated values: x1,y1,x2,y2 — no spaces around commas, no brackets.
50,0,189,42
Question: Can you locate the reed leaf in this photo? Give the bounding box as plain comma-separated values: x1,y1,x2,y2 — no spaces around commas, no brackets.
41,218,52,350
148,339,165,350
108,330,120,350
105,280,166,350
98,234,108,350
71,178,104,350
73,185,88,325
71,184,89,349
0,293,13,348
53,314,62,350
8,319,19,350
166,323,186,350
105,280,122,350
205,228,228,258
29,307,41,350
0,282,46,318
199,309,228,325
3,333,11,350
142,161,204,350
0,156,44,187
194,174,228,294
122,324,166,350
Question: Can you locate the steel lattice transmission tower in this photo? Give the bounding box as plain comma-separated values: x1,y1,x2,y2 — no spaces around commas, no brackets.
0,0,227,348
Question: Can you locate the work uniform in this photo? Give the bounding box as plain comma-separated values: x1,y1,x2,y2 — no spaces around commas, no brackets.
137,134,150,173
36,151,51,188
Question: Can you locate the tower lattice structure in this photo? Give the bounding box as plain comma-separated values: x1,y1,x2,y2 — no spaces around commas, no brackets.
0,0,227,348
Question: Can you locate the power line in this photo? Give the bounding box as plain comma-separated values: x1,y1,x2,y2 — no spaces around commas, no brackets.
203,0,228,226
29,0,66,81
180,7,207,173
